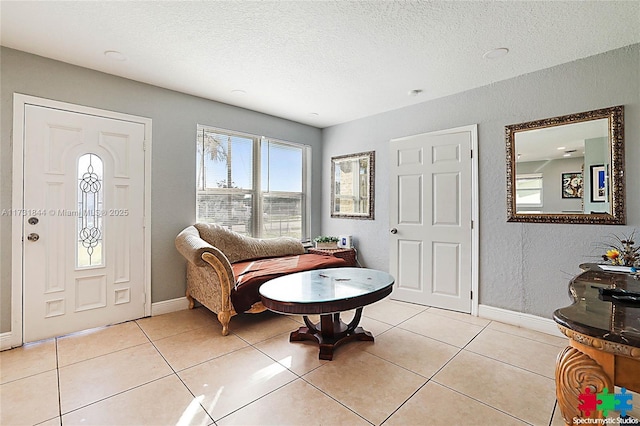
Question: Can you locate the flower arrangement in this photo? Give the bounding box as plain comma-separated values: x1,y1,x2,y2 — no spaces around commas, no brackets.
313,236,339,243
313,235,339,249
601,230,639,267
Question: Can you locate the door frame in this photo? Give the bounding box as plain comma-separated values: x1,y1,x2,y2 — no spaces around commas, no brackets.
10,93,152,347
390,124,479,316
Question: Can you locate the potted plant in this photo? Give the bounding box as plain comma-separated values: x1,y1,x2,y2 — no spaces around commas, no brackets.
313,236,339,249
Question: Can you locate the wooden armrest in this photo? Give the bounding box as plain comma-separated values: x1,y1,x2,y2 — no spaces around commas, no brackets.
201,251,235,314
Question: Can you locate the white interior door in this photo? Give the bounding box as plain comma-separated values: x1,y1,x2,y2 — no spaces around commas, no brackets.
389,126,476,313
22,103,147,342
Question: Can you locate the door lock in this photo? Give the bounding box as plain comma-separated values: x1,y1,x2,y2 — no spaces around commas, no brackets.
28,217,39,225
390,228,398,234
27,233,40,242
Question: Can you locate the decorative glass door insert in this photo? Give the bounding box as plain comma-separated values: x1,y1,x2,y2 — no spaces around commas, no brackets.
77,153,103,267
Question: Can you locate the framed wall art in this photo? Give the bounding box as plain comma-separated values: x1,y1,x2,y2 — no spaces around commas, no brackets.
590,164,607,203
562,172,583,199
331,151,375,219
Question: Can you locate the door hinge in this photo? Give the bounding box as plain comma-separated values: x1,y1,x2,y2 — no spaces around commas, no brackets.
143,140,147,151
470,290,473,300
470,149,473,159
471,220,474,229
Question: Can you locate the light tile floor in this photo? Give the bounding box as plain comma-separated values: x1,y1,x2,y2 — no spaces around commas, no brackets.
0,298,624,426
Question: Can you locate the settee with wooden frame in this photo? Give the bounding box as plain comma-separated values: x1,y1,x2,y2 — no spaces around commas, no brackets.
175,223,348,335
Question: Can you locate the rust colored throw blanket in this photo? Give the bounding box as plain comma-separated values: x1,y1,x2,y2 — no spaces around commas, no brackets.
230,254,347,312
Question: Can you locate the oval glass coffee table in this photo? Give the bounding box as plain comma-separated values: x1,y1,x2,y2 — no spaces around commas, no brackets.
259,267,394,360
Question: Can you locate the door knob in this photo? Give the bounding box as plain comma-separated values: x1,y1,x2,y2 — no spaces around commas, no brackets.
27,233,39,242
390,228,398,234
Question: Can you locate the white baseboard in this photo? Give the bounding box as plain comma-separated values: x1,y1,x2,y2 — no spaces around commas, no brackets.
1,332,15,351
151,296,190,316
478,304,565,338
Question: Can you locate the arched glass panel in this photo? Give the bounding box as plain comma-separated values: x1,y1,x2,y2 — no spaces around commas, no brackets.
77,153,103,267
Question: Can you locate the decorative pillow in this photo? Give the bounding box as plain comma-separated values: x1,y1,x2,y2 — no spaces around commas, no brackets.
194,223,304,264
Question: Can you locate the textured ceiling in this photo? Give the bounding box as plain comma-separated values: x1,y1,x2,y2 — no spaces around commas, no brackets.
1,1,639,128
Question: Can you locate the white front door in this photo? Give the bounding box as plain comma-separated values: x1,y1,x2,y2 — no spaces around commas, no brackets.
21,102,148,342
389,125,477,313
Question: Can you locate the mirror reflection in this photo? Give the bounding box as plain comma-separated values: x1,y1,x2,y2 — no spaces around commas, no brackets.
331,151,375,219
515,118,609,214
506,106,625,224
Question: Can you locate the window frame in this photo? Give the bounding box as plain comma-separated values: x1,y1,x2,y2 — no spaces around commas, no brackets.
515,173,544,208
196,125,311,241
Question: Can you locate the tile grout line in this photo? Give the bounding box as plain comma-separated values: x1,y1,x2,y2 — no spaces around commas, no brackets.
59,373,177,418
133,310,218,342
213,376,306,425
242,329,375,425
0,365,60,385
55,336,62,424
549,399,559,426
459,320,492,350
58,320,214,423
426,320,549,425
297,374,376,426
462,346,558,381
431,379,536,426
371,319,535,425
355,307,461,425
210,337,322,425
483,324,569,349
378,379,431,425
332,306,479,425
133,320,216,425
460,321,558,381
374,316,473,424
54,319,158,369
56,340,150,369
395,314,558,425
249,331,327,378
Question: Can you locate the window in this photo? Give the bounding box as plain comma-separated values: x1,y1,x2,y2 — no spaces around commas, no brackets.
515,174,543,208
196,125,309,240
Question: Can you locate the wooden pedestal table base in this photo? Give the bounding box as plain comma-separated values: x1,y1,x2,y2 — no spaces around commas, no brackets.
258,268,395,361
291,308,372,360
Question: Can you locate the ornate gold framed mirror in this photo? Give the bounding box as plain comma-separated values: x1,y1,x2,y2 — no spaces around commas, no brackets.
331,151,375,220
506,105,625,224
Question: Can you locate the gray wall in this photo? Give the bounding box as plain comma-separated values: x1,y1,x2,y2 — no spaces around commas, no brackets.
0,47,323,333
321,44,639,318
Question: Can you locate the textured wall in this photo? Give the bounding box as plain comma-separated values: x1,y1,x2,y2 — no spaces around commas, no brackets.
321,44,640,318
0,47,323,333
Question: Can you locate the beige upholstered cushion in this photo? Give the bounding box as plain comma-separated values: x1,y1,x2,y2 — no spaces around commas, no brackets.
175,226,217,267
193,223,304,264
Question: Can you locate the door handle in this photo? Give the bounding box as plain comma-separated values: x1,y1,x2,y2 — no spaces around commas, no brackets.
27,233,40,242
390,228,398,234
